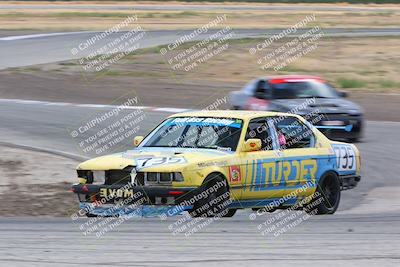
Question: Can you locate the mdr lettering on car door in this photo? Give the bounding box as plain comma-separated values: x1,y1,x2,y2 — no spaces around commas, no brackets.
332,144,357,172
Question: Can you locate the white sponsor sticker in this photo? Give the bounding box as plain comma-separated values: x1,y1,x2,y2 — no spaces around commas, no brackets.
332,144,356,171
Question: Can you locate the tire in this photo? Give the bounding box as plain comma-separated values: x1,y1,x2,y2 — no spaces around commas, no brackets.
348,138,360,143
222,209,237,217
252,207,276,213
306,171,341,215
86,213,119,218
190,173,231,218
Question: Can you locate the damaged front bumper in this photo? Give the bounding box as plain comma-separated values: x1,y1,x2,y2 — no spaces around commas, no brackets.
71,184,197,217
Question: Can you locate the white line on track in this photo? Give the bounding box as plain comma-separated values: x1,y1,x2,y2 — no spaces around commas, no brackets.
153,107,193,113
0,31,97,41
0,98,190,113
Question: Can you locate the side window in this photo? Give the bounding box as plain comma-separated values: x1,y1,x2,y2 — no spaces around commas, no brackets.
273,117,315,149
245,118,273,150
254,80,272,99
271,82,311,99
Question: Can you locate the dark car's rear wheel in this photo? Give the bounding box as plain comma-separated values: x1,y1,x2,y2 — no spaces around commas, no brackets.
86,212,120,218
190,173,232,218
306,171,341,215
222,209,237,217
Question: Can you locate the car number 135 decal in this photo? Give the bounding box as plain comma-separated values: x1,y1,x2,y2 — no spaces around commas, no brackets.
332,144,357,171
135,156,186,169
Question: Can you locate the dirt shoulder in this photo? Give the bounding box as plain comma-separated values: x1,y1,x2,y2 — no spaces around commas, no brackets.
1,36,399,121
0,145,79,216
1,1,400,31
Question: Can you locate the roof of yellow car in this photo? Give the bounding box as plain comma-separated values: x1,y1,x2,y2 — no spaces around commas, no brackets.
168,110,294,120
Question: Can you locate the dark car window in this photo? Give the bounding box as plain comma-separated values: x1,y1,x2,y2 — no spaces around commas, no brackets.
254,80,272,99
245,118,273,150
270,81,339,99
273,116,315,149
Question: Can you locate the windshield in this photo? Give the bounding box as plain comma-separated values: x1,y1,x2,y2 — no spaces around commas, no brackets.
141,117,243,151
271,80,339,99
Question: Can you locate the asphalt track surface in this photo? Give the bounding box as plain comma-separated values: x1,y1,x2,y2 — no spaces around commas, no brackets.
2,28,400,69
0,214,399,267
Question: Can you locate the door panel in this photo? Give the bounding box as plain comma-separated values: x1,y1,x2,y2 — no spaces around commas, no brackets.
240,117,285,200
241,150,285,200
272,116,320,198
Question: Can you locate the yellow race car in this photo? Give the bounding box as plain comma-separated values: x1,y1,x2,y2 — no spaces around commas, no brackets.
71,111,361,218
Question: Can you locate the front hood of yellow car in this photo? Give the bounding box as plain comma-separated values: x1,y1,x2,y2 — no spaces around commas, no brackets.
77,147,234,171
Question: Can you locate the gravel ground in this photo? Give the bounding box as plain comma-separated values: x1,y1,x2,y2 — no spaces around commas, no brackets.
0,145,79,216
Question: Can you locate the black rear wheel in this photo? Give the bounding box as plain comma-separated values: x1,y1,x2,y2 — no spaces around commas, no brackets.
306,171,341,215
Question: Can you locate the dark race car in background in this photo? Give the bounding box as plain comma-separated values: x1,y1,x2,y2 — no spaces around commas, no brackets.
229,75,364,142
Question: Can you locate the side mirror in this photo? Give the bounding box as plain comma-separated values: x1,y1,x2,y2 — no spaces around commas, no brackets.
339,91,348,98
133,136,144,147
243,139,262,152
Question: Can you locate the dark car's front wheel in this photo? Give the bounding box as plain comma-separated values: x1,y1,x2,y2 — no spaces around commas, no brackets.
306,171,341,215
190,173,232,218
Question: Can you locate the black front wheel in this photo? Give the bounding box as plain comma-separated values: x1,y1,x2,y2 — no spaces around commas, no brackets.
190,174,231,218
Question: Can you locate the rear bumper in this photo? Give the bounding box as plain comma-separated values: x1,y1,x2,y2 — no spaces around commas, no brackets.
339,175,361,190
310,114,364,141
319,127,363,141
